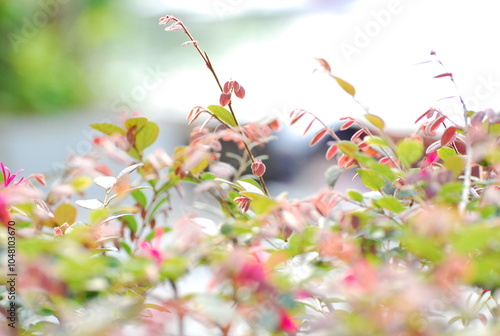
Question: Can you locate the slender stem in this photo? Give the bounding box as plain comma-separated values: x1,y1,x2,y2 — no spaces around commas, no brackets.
169,279,184,336
433,53,471,214
176,19,270,196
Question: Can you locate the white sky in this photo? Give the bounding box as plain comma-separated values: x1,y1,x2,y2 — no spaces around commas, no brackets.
145,0,500,132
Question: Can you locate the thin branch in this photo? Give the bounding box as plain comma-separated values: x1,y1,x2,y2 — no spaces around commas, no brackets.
167,17,270,196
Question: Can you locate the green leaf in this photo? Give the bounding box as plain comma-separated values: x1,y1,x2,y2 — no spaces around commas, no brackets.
374,196,405,213
127,147,141,161
368,162,397,181
443,156,465,178
122,215,138,233
237,179,264,194
54,203,77,226
90,123,126,136
437,182,464,203
364,136,389,147
364,114,385,130
207,105,237,127
144,303,171,313
452,225,498,254
88,208,109,224
70,176,93,193
201,172,216,181
160,257,188,280
337,141,359,157
135,121,159,151
357,169,385,190
396,138,424,167
125,117,148,131
332,76,356,97
120,242,133,256
239,192,278,215
131,189,147,208
354,153,378,167
157,177,181,194
148,196,169,221
402,235,443,261
437,147,457,161
347,190,364,203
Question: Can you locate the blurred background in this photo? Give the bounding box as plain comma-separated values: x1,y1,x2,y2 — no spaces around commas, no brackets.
1,0,499,196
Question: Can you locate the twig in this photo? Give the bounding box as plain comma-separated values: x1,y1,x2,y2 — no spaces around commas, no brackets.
161,16,270,196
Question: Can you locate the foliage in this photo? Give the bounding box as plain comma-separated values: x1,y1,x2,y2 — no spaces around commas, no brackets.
2,14,500,336
0,0,130,114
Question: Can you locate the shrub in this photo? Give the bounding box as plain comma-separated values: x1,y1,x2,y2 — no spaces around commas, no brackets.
2,14,500,336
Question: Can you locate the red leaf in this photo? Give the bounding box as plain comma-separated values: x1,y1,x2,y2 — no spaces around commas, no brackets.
378,157,396,168
441,126,457,146
310,128,328,146
340,119,355,131
350,128,365,141
234,85,245,99
414,108,437,124
433,73,453,79
338,154,355,168
232,80,240,92
290,111,306,125
426,116,446,134
223,81,232,93
425,139,443,154
268,119,281,131
219,93,231,107
325,144,338,160
303,119,315,136
315,57,331,73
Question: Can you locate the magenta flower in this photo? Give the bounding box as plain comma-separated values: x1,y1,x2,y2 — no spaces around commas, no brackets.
0,194,11,226
1,163,25,188
138,227,165,265
278,310,298,334
234,196,251,213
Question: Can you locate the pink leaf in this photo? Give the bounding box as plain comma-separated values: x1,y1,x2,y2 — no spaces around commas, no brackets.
223,81,232,94
165,22,183,31
181,40,197,47
234,85,245,99
290,111,306,125
470,111,486,127
425,139,443,154
315,57,332,73
268,119,281,131
426,116,446,134
433,72,453,79
310,128,328,146
350,128,365,141
378,157,393,166
219,93,231,107
441,126,457,146
340,119,355,130
302,119,315,136
325,144,338,160
232,80,240,92
414,108,437,124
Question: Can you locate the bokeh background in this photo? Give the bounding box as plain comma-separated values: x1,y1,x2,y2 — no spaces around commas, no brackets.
1,0,499,196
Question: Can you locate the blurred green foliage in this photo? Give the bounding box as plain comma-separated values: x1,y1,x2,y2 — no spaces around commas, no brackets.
0,0,127,114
